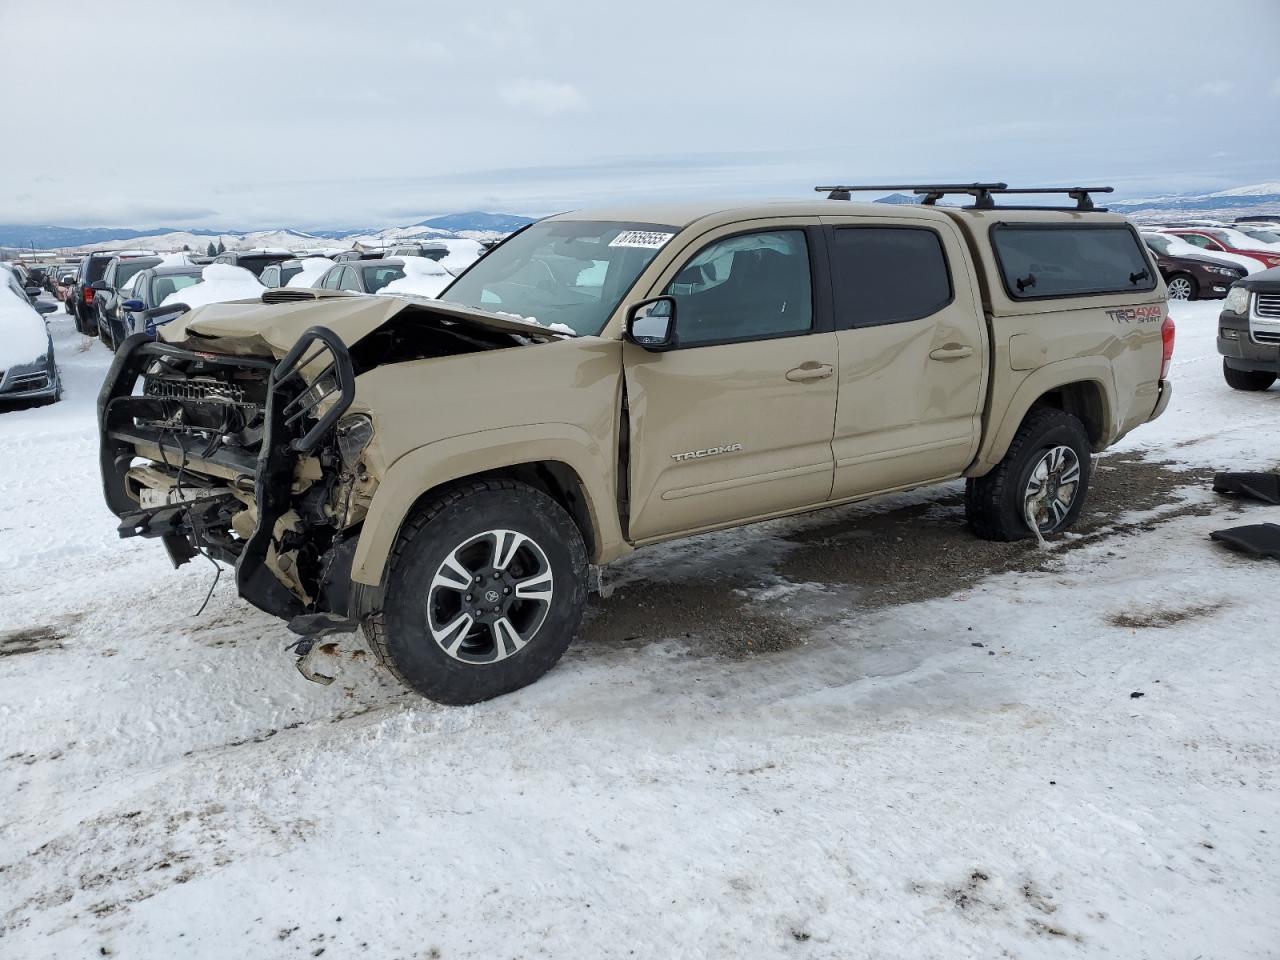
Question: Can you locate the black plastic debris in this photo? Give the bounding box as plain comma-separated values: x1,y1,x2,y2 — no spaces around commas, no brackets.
1213,472,1280,506
1210,523,1280,561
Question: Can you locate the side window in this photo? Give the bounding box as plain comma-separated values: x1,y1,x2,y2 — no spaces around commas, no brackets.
663,229,812,347
339,266,361,291
991,225,1158,299
828,227,952,328
1181,234,1210,249
261,265,278,287
321,267,342,290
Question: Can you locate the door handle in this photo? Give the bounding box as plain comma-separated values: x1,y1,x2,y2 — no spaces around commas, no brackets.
785,362,834,383
929,344,974,361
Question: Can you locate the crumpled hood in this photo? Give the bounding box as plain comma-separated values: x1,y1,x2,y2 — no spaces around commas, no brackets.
158,291,565,356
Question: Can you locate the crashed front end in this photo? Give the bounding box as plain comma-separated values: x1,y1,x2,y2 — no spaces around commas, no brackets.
98,291,556,639
99,324,370,634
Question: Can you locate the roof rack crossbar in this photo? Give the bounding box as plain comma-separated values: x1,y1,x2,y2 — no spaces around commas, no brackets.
814,183,1114,211
815,182,1007,203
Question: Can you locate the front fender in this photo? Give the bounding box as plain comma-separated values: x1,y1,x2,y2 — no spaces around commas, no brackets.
350,423,626,587
970,357,1116,474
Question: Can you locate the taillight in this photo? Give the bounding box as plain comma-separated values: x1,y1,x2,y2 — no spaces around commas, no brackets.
83,286,95,304
1160,313,1176,380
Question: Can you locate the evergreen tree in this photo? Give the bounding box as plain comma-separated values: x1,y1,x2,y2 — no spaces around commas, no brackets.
216,239,226,255
206,241,217,257
182,244,190,252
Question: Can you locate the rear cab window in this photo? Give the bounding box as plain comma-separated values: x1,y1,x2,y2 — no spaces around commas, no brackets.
991,224,1157,300
827,226,952,327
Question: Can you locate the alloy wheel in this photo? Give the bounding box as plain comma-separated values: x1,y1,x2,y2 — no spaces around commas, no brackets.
426,529,554,664
1167,276,1192,301
1023,445,1081,532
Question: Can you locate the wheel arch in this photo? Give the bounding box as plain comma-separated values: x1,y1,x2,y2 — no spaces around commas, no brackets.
350,425,628,588
971,361,1116,474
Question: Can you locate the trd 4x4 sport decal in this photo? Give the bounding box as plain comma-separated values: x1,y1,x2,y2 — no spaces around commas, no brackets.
1106,305,1163,325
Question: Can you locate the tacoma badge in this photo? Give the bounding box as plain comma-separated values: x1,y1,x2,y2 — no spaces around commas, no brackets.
671,443,743,462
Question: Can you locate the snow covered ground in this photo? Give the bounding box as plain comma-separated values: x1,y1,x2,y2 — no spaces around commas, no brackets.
1,298,1278,959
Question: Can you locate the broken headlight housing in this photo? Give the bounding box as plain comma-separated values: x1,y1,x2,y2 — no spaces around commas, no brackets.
336,414,374,468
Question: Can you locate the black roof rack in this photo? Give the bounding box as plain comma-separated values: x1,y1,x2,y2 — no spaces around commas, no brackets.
814,182,1114,211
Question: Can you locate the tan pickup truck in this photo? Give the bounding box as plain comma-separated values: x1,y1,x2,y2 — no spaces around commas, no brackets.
100,183,1174,703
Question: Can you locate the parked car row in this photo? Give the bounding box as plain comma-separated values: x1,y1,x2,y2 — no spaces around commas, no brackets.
1140,218,1280,300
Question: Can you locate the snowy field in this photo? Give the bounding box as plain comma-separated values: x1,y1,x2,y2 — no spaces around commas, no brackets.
2,298,1278,959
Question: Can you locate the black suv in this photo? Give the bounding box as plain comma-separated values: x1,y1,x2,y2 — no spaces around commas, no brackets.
1218,267,1280,392
70,250,154,335
210,249,295,278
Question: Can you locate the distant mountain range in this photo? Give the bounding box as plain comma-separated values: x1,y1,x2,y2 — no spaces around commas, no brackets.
0,212,535,252
5,184,1278,253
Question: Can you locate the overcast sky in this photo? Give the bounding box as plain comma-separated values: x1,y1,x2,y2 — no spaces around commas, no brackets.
4,0,1279,229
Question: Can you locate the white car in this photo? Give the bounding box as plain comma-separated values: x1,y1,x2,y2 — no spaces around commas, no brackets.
0,269,60,405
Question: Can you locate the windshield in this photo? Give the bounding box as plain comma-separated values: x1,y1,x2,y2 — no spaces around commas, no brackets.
1243,228,1280,243
442,220,679,335
1144,236,1170,254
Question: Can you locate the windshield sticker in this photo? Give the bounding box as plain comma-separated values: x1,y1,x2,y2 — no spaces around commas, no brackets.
609,230,675,249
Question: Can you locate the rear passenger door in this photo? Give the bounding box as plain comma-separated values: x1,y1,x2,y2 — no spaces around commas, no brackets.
822,217,987,499
624,224,838,542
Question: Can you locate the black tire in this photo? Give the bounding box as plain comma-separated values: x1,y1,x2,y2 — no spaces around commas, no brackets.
364,479,589,704
1223,360,1276,392
966,407,1092,542
98,312,114,348
1165,273,1197,301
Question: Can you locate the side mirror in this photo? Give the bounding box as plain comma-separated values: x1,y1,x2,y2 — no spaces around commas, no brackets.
35,300,57,315
90,280,109,291
122,298,145,312
24,285,42,298
625,297,678,351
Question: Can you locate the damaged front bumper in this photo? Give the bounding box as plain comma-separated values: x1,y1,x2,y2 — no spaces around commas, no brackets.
98,328,373,635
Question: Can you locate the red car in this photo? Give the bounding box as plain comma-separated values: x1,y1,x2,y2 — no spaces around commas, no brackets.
1161,228,1280,269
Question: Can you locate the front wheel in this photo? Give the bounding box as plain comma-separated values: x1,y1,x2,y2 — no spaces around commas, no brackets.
1223,360,1276,392
1165,273,1196,301
364,479,589,704
966,408,1092,542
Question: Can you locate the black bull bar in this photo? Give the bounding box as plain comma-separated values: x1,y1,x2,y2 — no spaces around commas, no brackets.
98,328,356,623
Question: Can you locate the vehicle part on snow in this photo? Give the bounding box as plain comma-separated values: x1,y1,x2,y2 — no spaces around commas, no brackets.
1213,472,1280,505
1210,524,1280,561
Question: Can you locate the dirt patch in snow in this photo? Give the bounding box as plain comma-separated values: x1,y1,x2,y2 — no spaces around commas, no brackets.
0,624,68,657
1108,600,1229,629
580,455,1218,660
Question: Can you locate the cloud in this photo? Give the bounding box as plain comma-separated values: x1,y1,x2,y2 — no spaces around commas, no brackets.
1196,80,1235,97
497,79,587,117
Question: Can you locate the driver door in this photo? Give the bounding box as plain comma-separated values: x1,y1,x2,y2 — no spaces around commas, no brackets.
624,223,838,542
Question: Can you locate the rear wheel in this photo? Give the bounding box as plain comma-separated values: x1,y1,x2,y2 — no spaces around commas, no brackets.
966,408,1092,542
1223,360,1276,392
98,313,114,349
1165,273,1196,301
364,479,589,704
